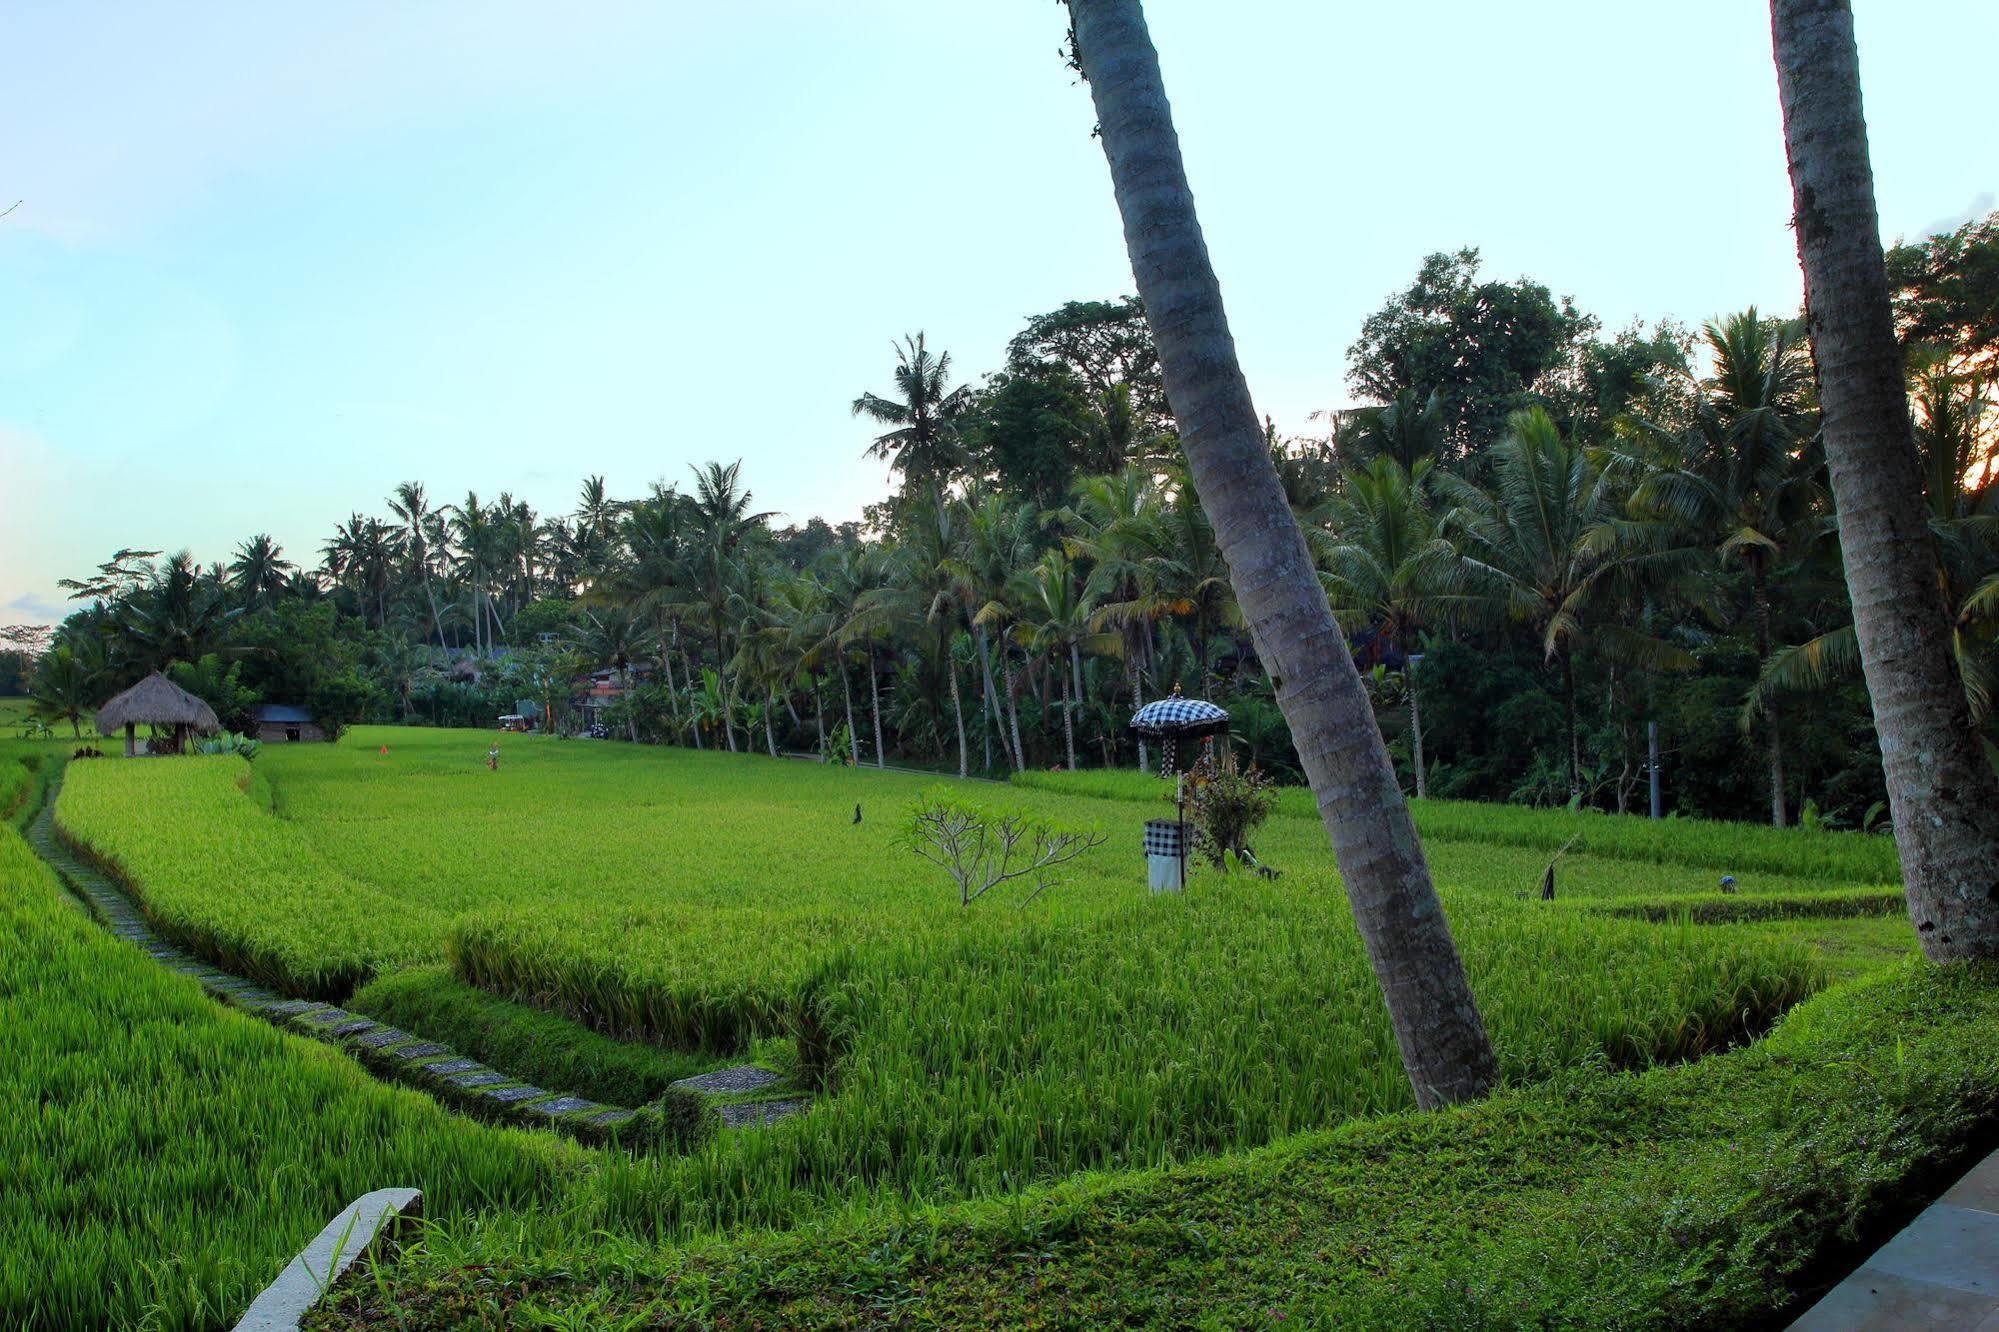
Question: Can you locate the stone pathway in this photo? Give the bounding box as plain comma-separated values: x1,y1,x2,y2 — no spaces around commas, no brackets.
25,782,806,1138
1787,1147,1999,1329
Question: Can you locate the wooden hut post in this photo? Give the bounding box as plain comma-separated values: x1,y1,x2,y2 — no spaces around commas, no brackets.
124,722,136,758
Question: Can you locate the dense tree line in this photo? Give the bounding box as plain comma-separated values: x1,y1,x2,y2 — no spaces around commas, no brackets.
15,217,1995,826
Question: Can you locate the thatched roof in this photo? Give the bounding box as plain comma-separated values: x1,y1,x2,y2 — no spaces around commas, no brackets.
96,672,221,736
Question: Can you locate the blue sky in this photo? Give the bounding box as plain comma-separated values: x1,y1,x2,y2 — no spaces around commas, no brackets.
2,0,1993,627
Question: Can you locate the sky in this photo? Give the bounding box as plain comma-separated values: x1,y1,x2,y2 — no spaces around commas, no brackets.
2,0,1994,628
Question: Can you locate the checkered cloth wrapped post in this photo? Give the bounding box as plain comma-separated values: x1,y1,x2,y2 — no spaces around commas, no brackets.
1143,819,1188,857
1129,697,1230,737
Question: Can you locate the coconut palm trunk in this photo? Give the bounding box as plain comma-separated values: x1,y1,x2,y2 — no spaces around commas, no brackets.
1129,656,1149,773
1407,664,1426,799
1751,556,1787,826
1001,651,1027,773
867,650,885,769
976,625,1006,771
1070,0,1497,1105
948,647,969,779
839,660,860,765
1771,0,1999,960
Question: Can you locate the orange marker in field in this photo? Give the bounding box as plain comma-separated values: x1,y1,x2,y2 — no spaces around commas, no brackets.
379,745,389,756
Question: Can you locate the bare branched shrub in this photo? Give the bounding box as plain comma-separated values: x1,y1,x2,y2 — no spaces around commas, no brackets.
901,792,1107,907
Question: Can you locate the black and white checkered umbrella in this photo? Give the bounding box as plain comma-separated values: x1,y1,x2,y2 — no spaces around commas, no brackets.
1129,696,1230,739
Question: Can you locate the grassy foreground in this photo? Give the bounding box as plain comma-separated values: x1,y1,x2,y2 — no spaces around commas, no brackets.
0,814,573,1331
309,960,1999,1330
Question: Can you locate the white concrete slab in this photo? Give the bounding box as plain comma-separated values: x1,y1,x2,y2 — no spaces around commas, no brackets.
232,1187,422,1331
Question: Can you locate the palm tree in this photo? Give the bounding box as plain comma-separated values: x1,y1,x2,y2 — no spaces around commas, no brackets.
227,534,294,610
579,606,647,743
31,643,100,738
824,544,893,768
1772,0,1999,960
448,495,501,654
389,482,450,648
618,485,693,739
1623,310,1818,825
1011,548,1106,771
1439,408,1669,800
868,494,977,777
1065,466,1167,771
964,495,1042,772
852,333,974,492
681,462,775,753
1340,387,1447,471
1145,475,1239,695
1312,457,1471,798
1069,0,1496,1105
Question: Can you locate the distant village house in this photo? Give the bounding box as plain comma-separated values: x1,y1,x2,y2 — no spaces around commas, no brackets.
250,704,326,743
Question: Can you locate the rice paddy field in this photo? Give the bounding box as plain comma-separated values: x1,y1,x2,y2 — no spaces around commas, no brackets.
9,720,1942,1328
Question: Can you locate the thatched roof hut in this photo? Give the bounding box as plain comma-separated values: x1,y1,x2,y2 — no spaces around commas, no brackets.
96,672,221,756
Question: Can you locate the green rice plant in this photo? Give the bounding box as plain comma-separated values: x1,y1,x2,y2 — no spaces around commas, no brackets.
56,756,441,997
64,726,1837,1247
1011,767,1903,884
0,819,572,1330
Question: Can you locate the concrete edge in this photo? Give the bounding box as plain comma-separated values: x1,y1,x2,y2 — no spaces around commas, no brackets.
231,1187,422,1332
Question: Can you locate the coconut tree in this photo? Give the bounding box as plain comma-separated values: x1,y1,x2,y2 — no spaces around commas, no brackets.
1622,310,1819,825
964,493,1043,772
852,333,974,495
866,494,977,777
226,534,295,611
820,544,892,768
1064,466,1168,771
681,461,775,753
1067,0,1496,1105
389,482,450,648
30,643,101,738
1437,408,1653,800
1312,456,1472,798
1011,548,1107,771
1771,0,1999,959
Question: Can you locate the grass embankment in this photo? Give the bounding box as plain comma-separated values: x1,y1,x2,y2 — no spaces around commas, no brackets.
0,818,573,1331
312,961,1999,1330
346,965,730,1107
1012,767,1903,884
56,729,1830,1243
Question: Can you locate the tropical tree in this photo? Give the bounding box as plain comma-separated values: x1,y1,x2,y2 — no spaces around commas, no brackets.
1068,0,1497,1106
388,482,450,648
852,333,974,494
1312,456,1470,797
1438,408,1664,800
31,643,100,738
227,534,295,611
1771,0,1999,959
1623,310,1818,824
1011,549,1105,772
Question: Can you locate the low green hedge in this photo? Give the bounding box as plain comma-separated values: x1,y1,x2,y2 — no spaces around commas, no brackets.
314,961,1999,1329
347,965,725,1107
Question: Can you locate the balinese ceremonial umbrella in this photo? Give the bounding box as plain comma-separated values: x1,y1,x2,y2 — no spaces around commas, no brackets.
1129,690,1230,882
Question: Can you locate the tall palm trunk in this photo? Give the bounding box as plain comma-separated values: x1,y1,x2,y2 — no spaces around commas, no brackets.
1407,663,1426,799
1560,647,1581,802
1771,0,1999,961
764,694,778,758
1129,655,1150,774
1071,0,1496,1106
976,625,1005,771
947,643,969,779
867,649,885,768
1750,555,1787,826
1057,654,1078,771
839,659,860,765
1068,642,1085,771
1001,650,1026,773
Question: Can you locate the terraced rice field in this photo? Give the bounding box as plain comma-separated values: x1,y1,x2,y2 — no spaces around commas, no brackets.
41,725,1894,1248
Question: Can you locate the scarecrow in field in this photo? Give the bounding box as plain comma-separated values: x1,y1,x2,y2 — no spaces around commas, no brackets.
486,742,500,772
